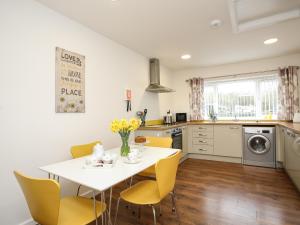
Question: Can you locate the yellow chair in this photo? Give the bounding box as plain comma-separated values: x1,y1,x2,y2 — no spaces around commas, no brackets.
70,141,101,195
138,136,172,178
114,150,181,225
14,171,106,225
70,141,101,159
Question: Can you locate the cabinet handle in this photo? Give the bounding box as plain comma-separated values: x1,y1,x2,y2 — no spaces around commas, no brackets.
293,137,300,145
198,148,207,151
198,127,206,130
198,133,207,136
287,130,295,137
199,140,207,143
230,127,239,129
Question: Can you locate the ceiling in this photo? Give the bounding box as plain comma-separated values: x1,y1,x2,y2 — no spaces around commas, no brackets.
36,0,300,70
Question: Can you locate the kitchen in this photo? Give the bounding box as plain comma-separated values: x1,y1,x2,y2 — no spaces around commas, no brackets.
1,1,300,225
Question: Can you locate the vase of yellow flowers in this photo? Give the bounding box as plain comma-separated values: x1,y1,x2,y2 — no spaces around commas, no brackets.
110,118,141,156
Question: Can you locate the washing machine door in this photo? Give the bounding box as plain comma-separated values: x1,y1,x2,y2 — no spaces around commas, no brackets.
247,135,271,154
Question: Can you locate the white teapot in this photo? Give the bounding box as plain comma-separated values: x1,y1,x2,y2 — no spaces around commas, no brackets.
92,143,104,160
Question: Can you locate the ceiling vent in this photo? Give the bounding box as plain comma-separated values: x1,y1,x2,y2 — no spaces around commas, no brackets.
228,0,300,33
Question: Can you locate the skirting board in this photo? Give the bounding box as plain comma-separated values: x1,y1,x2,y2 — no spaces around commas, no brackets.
188,153,242,164
276,161,284,168
18,190,93,225
180,154,189,163
18,218,35,225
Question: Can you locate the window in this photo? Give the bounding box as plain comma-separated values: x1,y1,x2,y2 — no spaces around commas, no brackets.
204,75,278,120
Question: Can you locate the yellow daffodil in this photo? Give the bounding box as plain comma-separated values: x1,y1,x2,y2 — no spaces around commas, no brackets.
110,118,141,133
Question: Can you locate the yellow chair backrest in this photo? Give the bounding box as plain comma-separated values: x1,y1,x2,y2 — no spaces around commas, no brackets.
70,141,101,159
145,136,172,148
14,171,60,225
155,150,181,199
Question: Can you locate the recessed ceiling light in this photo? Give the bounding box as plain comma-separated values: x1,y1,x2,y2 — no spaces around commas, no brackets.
181,54,191,60
264,38,278,45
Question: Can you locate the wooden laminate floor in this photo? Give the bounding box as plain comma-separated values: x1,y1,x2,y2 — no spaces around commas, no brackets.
93,159,300,225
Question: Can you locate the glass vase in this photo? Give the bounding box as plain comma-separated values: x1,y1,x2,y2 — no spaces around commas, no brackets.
120,133,130,156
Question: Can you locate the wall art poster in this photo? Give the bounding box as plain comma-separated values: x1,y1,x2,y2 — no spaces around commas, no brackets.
55,47,85,113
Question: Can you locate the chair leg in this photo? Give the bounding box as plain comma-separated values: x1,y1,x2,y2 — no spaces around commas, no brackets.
92,191,98,225
125,177,133,210
76,184,82,196
171,191,176,212
114,197,121,225
159,203,162,216
103,209,106,225
151,205,157,225
138,206,142,219
170,192,181,225
129,176,133,187
108,187,113,225
101,192,105,225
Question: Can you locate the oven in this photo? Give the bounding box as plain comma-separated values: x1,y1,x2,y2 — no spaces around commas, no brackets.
171,128,183,149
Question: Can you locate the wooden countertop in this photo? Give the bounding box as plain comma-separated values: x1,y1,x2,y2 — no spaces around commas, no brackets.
137,120,300,133
137,123,188,131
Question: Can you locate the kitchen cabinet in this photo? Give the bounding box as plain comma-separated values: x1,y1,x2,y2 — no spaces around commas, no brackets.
284,129,300,191
190,144,214,155
135,126,187,158
135,129,170,137
214,125,242,158
189,125,214,155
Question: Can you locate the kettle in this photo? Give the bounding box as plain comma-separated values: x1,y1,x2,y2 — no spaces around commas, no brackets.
163,110,173,125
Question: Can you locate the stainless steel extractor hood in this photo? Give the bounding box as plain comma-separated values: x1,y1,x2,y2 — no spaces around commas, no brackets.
146,58,175,93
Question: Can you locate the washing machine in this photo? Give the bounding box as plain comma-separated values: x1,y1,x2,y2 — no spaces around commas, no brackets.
243,126,276,168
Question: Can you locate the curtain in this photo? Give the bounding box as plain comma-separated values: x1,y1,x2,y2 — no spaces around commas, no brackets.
188,77,204,120
278,66,300,120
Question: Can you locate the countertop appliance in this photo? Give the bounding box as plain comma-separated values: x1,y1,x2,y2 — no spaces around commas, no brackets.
163,110,173,125
243,126,276,168
176,113,187,123
284,129,300,191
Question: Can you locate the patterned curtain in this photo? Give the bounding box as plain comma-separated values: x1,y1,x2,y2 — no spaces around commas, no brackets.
188,77,204,120
278,66,300,120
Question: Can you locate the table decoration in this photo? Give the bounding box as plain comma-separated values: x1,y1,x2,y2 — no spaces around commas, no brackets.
92,143,104,160
84,152,118,169
110,118,141,156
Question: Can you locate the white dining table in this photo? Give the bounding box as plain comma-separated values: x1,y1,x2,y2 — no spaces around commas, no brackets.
40,146,178,225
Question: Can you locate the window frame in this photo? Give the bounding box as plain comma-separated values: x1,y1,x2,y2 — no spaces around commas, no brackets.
203,74,279,120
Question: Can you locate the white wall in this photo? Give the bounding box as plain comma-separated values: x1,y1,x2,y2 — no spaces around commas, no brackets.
0,1,172,224
170,53,300,114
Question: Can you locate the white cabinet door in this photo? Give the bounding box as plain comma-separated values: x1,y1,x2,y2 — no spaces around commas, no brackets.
214,125,242,157
285,130,300,191
276,126,285,163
